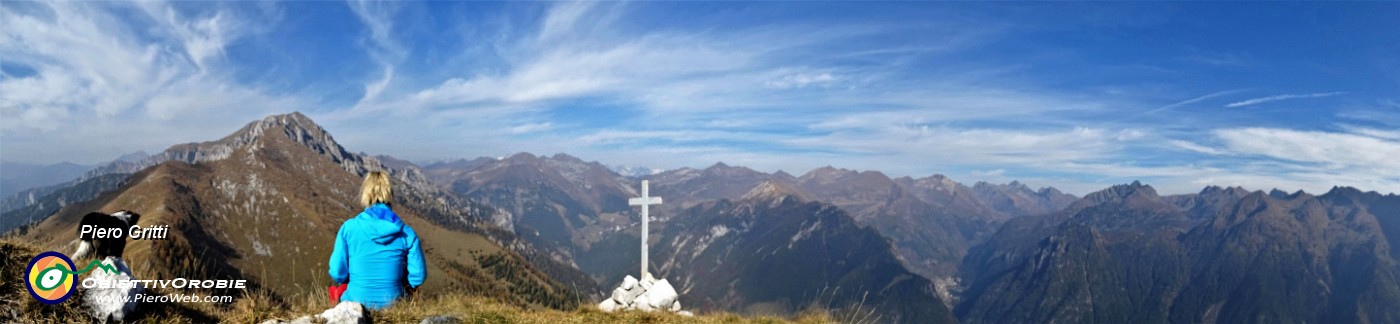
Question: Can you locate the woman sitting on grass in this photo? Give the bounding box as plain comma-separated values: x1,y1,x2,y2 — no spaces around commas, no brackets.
329,171,427,309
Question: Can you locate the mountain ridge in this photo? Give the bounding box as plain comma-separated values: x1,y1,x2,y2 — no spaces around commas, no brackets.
649,185,956,323
957,181,1400,323
10,112,595,309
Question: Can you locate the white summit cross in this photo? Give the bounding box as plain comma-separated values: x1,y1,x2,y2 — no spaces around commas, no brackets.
629,180,663,279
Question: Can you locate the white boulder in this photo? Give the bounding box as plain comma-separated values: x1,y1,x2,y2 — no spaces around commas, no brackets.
82,257,142,322
671,300,682,312
258,302,366,324
611,284,642,306
597,299,618,312
620,275,638,290
634,294,654,312
319,301,367,324
640,279,678,310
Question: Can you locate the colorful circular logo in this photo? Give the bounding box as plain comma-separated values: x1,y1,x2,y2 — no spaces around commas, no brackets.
25,251,77,304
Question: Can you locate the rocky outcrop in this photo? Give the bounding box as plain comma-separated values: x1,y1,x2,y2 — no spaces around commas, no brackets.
597,274,690,315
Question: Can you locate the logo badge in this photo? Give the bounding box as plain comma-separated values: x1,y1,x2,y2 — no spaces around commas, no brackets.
25,251,77,304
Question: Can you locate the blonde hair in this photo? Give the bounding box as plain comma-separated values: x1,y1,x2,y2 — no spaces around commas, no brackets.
359,171,393,208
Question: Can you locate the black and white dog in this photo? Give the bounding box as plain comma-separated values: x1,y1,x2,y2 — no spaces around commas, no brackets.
71,210,145,321
72,210,141,260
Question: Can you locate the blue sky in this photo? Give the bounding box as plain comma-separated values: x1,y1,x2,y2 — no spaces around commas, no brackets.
2,1,1398,195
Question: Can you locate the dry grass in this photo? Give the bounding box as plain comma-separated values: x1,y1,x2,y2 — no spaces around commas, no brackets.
2,237,839,323
358,294,837,324
2,238,92,323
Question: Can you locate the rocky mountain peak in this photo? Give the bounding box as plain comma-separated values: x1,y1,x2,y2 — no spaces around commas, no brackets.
970,180,1076,217
216,112,334,150
504,152,541,163
1319,186,1386,207
702,162,755,176
772,170,797,181
1076,180,1160,208
612,165,661,178
116,151,150,163
740,180,810,203
80,112,364,179
1198,185,1253,199
1324,186,1366,199
915,174,961,192
798,166,855,183
548,153,586,164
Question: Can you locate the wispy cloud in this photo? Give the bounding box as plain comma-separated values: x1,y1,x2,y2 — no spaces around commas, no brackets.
1164,90,1246,110
1110,89,1247,124
508,122,553,135
345,0,405,110
4,2,1396,196
1143,127,1400,194
766,73,838,89
1167,140,1227,155
0,1,300,162
1224,91,1346,108
1214,127,1400,174
281,2,1400,195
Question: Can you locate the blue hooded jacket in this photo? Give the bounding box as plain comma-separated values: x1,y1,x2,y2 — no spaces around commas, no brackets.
328,203,426,309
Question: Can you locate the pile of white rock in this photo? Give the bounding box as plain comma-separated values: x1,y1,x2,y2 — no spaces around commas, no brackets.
597,274,692,316
259,301,367,324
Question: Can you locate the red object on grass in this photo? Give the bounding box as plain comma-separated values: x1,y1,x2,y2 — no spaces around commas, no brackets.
329,283,347,305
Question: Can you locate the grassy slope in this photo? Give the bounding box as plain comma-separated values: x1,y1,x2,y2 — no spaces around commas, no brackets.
14,136,589,310
1,238,844,323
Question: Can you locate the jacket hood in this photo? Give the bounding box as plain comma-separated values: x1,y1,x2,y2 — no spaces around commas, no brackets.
356,203,405,244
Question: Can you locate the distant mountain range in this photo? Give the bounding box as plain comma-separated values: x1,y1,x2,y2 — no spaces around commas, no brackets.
5,111,1399,323
0,161,95,198
611,165,663,178
958,182,1400,323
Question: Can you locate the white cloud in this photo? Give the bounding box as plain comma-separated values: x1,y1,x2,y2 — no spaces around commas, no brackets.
788,125,1142,167
508,122,553,135
326,2,1192,195
1115,89,1247,123
1167,140,1226,155
1215,127,1400,174
346,0,405,110
1382,99,1400,109
1224,91,1346,108
536,1,623,43
766,73,837,89
1339,125,1400,140
405,35,760,109
134,2,246,71
0,1,301,163
970,169,1006,179
1118,127,1400,195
